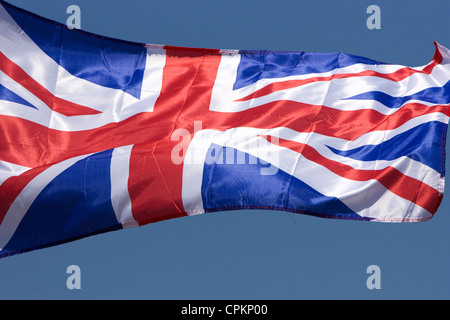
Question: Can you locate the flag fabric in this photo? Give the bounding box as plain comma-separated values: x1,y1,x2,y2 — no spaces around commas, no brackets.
1,1,450,258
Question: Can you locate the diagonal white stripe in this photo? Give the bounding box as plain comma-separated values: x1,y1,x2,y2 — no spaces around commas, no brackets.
0,154,90,250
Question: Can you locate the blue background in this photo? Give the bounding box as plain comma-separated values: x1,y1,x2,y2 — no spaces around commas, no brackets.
1,0,450,299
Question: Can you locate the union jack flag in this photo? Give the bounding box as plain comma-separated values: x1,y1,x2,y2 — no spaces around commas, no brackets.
1,1,450,258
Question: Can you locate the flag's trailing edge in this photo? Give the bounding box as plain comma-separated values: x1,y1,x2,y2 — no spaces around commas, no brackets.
1,0,450,258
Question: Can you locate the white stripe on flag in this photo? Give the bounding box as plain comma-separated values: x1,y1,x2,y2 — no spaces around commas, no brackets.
110,145,139,228
120,45,166,120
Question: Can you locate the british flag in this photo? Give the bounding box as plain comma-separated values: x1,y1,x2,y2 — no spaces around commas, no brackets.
1,1,450,258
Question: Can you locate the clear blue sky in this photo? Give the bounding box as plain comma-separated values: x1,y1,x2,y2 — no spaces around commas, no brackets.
1,0,450,300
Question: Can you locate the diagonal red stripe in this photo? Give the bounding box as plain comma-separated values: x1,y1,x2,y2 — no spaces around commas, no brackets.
0,52,101,117
271,137,441,215
235,64,441,103
235,42,443,103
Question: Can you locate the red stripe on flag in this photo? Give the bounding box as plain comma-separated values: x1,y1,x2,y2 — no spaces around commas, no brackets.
210,100,449,141
0,101,447,168
422,41,443,74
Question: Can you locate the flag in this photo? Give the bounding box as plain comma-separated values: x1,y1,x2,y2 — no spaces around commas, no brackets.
1,0,450,258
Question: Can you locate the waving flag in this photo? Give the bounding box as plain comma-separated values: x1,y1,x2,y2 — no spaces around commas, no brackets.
1,0,450,258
